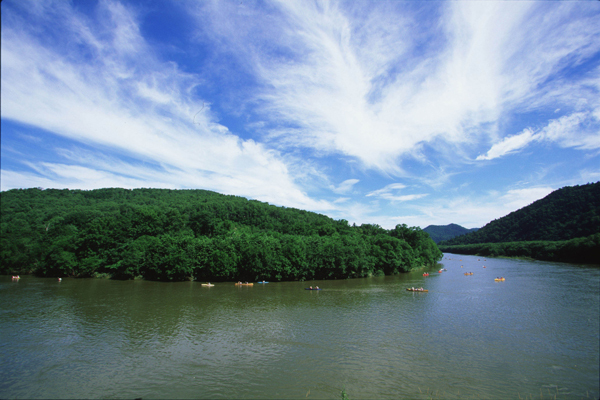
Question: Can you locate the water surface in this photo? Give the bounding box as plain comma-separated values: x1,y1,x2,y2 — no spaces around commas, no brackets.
1,254,598,399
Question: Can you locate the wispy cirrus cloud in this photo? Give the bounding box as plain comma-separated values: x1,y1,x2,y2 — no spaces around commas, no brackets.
540,112,600,150
476,128,539,161
477,111,600,160
2,0,599,230
192,0,600,174
366,183,427,202
331,179,360,194
0,0,332,211
366,183,406,197
379,186,555,229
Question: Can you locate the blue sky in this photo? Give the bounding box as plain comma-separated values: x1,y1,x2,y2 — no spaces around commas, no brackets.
2,0,599,229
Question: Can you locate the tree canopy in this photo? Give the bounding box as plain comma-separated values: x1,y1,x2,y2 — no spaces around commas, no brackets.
439,182,600,246
1,188,442,280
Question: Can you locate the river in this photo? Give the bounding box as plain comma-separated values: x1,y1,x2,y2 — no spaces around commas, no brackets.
1,254,598,399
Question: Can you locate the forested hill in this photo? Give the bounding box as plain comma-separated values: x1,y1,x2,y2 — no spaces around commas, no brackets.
0,188,441,281
423,224,479,244
440,182,600,246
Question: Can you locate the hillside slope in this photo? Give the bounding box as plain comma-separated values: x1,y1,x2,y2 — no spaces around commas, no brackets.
423,224,479,243
0,188,441,280
440,182,600,246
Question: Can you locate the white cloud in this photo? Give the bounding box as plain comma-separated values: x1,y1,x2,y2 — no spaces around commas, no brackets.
0,0,332,212
540,112,600,150
577,169,600,183
193,0,600,173
365,183,427,202
477,111,600,160
383,186,555,229
476,128,539,160
333,197,350,204
366,183,406,197
499,187,554,212
2,0,599,231
393,194,428,202
332,179,359,194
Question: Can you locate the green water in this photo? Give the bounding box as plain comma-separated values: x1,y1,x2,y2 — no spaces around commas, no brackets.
1,254,598,399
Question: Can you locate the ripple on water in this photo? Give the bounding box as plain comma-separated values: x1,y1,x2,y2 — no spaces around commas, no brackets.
0,264,598,399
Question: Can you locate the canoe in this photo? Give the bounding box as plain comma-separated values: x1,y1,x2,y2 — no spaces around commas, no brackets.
305,288,321,290
494,278,505,282
464,272,474,275
257,281,269,284
406,288,428,292
235,283,254,286
423,273,429,276
201,283,214,287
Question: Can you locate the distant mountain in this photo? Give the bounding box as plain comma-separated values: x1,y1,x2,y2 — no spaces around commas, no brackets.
439,182,600,246
423,224,479,243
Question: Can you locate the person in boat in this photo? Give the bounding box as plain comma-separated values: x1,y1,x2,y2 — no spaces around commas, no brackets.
309,286,313,289
316,286,319,289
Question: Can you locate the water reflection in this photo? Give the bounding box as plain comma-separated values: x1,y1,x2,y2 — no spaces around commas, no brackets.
1,255,598,399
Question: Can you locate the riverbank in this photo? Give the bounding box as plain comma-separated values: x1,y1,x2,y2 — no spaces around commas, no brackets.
438,233,600,265
9,262,437,282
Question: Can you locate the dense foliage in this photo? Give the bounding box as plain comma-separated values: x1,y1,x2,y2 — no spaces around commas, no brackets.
439,234,600,264
1,188,442,280
423,223,479,244
440,182,600,246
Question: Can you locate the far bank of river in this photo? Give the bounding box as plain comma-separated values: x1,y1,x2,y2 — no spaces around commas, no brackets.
1,253,598,399
438,233,600,265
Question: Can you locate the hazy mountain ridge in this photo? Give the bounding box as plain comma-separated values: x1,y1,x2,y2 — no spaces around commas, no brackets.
423,224,479,244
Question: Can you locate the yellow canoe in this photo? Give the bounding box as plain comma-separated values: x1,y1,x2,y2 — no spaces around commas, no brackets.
494,278,505,282
235,283,254,286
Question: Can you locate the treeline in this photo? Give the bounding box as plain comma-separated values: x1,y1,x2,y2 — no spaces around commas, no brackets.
439,233,600,264
0,188,442,281
440,182,600,246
